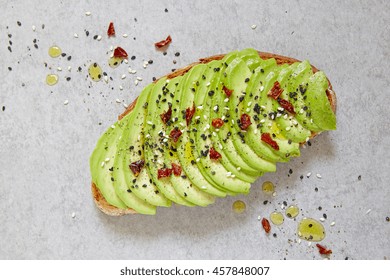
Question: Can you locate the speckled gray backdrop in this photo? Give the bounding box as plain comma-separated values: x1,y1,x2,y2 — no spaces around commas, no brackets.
0,0,389,259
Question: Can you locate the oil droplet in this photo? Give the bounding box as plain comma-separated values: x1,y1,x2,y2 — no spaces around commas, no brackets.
286,205,299,219
270,211,284,225
232,200,246,214
46,74,58,86
262,181,275,194
88,63,103,82
297,217,325,242
108,56,124,68
48,45,62,58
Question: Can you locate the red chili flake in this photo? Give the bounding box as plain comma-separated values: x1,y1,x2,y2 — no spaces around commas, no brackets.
113,46,128,58
268,81,283,100
223,86,233,98
209,147,222,160
211,118,224,128
261,133,280,151
154,35,172,48
240,114,252,130
171,163,182,176
261,218,271,233
129,160,144,177
278,98,295,114
316,244,333,255
169,127,182,143
157,167,172,179
107,22,115,37
185,103,196,126
160,105,172,124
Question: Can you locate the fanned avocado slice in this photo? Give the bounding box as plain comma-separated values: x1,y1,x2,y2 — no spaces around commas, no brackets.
174,64,228,198
112,83,171,210
147,75,215,206
144,77,194,206
190,60,251,194
90,118,130,209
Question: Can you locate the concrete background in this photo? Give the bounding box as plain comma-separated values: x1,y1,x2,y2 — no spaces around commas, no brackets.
0,0,389,259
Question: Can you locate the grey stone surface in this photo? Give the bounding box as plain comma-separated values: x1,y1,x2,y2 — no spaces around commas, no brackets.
0,0,389,259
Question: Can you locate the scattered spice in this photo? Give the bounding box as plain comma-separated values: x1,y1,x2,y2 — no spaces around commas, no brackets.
223,86,233,97
209,147,222,160
316,244,332,255
171,163,182,176
113,46,128,58
261,218,271,233
107,22,115,37
155,35,172,48
160,105,172,124
268,81,283,100
169,127,182,143
278,98,295,114
185,103,196,126
158,167,172,179
211,118,224,128
240,114,252,130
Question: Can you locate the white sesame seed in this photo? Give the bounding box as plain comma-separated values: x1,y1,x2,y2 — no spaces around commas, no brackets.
157,159,163,165
247,102,252,107
74,33,78,38
123,34,128,38
257,215,261,221
261,105,266,109
272,191,277,197
137,135,141,141
96,35,101,41
260,119,265,123
203,115,208,120
254,129,258,135
197,105,203,110
105,157,110,162
147,121,153,125
101,161,105,167
67,66,72,71
195,116,200,120
246,108,251,113
292,120,298,125
135,80,139,86
103,76,109,83
85,11,91,16
221,115,225,120
330,221,336,226
212,132,217,137
121,74,126,79
224,98,229,103
226,172,232,177
219,143,223,150
119,85,123,90
276,113,282,118
213,105,218,111
316,173,322,179
128,67,133,73
308,242,312,247
163,138,168,142
320,217,325,222
123,59,128,64
286,127,291,131
206,82,211,87
136,77,143,81
307,172,312,178
64,100,69,105
196,158,200,162
111,125,115,129
237,166,241,171
251,24,257,29
71,212,76,218
144,61,149,65
278,107,284,111
57,67,62,71
306,137,310,142
283,114,288,119
143,64,147,69
32,25,36,31
260,86,264,92
224,107,230,111
116,99,121,103
146,134,151,138
366,209,372,214
215,129,219,132
122,103,128,108
206,124,210,129
298,239,301,244
299,108,304,114
231,174,236,178
200,186,207,190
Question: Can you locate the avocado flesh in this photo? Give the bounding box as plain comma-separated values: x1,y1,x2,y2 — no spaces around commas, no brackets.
113,83,170,210
176,64,236,197
143,77,195,206
222,57,280,171
190,60,251,193
148,75,216,206
90,118,130,209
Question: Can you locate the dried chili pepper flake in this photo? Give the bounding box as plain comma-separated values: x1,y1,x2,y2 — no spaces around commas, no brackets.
268,81,283,100
223,86,233,98
170,127,182,143
261,218,271,233
157,167,172,179
171,163,182,176
278,98,295,114
160,105,172,124
113,46,128,58
129,160,145,177
107,22,115,37
154,35,172,48
240,114,252,130
212,118,224,128
316,244,333,255
209,147,222,160
185,103,196,126
261,133,280,151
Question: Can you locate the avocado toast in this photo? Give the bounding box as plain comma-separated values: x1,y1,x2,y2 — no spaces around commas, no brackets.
90,48,337,216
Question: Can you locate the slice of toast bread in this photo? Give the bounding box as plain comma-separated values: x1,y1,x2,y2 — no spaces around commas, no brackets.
91,51,337,216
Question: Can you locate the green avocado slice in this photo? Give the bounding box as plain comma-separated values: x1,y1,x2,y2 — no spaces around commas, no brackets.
190,60,251,194
144,77,194,206
148,75,216,206
112,83,171,210
174,64,229,198
90,118,129,209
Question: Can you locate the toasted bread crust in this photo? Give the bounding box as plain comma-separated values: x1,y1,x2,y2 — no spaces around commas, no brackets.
92,51,337,216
